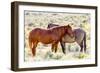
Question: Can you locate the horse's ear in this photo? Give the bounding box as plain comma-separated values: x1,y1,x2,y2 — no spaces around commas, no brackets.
68,24,70,26
67,24,70,27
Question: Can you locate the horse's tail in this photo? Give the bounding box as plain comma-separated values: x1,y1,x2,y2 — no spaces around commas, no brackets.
29,34,33,49
84,32,86,52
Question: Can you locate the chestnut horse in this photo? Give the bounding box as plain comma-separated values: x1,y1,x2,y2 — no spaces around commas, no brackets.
29,25,74,56
48,23,86,54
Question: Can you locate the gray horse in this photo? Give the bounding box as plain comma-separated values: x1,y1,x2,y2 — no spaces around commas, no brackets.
47,23,86,54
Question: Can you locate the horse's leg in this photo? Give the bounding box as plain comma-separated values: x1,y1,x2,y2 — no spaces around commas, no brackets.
51,44,55,52
54,43,58,53
32,42,38,56
60,41,66,54
84,33,86,52
80,41,83,52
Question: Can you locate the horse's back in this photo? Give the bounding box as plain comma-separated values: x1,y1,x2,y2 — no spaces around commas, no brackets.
74,28,85,34
30,28,50,35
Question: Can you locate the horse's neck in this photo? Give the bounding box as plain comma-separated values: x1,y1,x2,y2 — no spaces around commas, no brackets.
52,27,66,36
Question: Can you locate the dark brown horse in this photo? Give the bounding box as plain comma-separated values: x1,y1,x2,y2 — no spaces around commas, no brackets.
29,25,74,56
48,23,86,54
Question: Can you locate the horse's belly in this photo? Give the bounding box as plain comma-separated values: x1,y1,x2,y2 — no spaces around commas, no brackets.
39,38,53,44
40,40,53,44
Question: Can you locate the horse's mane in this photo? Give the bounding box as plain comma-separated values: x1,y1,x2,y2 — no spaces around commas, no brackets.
48,26,61,29
51,26,67,31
